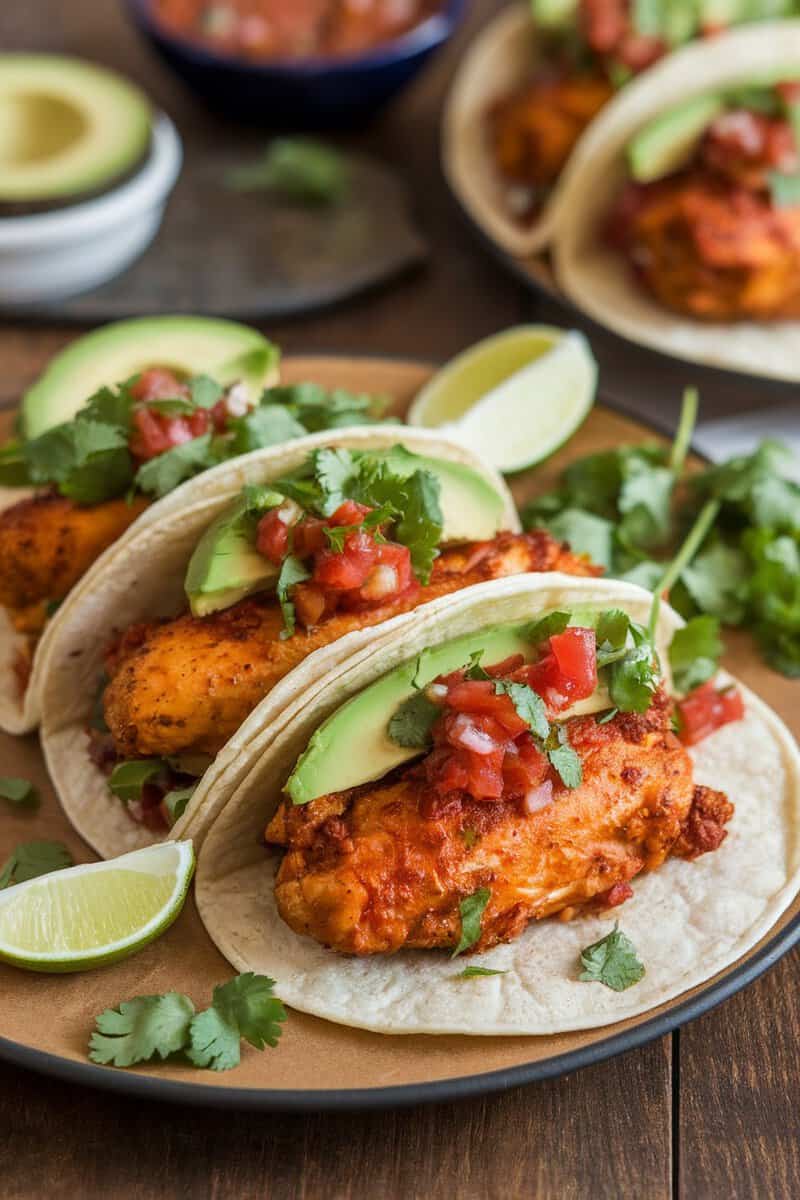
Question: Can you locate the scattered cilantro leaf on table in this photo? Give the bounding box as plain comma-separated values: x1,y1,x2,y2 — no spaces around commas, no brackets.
579,924,645,991
0,840,73,889
0,777,39,810
226,139,349,206
187,974,287,1071
457,966,508,979
88,975,287,1072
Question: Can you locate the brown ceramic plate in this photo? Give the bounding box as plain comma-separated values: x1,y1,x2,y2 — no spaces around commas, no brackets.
1,355,799,1111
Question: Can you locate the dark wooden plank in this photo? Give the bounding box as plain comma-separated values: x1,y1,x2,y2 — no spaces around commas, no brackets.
678,949,800,1199
0,1038,671,1200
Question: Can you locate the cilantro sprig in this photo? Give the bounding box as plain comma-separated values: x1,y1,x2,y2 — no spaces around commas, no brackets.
0,840,73,889
0,376,387,505
88,974,287,1071
452,887,491,957
523,386,800,676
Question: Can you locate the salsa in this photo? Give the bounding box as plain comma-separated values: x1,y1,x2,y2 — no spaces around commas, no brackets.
151,0,444,61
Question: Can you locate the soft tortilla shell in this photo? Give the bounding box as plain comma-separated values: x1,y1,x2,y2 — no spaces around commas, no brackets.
551,21,800,382
443,3,566,259
193,574,800,1036
38,426,518,859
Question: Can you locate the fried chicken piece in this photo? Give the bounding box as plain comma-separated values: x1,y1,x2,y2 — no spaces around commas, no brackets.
0,491,149,633
611,172,800,320
489,72,613,196
102,530,599,759
266,693,732,956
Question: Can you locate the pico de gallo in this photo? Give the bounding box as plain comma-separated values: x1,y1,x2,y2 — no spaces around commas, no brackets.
151,0,444,61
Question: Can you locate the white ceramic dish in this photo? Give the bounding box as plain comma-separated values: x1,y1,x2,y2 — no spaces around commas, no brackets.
0,113,182,309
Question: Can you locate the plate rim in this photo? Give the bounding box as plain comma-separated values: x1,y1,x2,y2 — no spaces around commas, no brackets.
1,360,797,1110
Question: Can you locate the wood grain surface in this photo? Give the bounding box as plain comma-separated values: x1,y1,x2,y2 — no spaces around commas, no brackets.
0,2,798,1198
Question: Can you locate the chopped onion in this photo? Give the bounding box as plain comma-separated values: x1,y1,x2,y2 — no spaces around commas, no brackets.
522,780,553,814
425,683,448,702
361,564,398,601
276,500,302,527
450,713,497,756
223,382,250,417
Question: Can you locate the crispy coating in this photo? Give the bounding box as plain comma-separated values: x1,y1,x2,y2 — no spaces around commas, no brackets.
266,693,731,955
0,491,149,630
102,530,600,759
614,172,800,320
489,73,613,194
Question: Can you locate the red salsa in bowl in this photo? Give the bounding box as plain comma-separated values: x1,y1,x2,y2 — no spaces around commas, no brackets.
150,0,445,62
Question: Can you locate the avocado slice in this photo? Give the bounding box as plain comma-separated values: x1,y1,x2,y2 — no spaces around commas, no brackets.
0,55,152,207
184,450,509,618
22,316,279,439
627,93,726,184
531,0,579,29
287,616,612,806
185,491,285,619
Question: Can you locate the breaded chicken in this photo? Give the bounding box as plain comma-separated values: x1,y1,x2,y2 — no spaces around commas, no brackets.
0,491,149,633
266,693,733,955
489,73,613,197
611,172,800,320
103,531,600,759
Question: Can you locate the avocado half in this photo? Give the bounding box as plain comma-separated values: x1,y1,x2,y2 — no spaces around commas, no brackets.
0,55,152,208
21,316,280,438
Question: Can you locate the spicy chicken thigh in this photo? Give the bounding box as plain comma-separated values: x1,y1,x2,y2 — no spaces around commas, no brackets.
266,693,733,956
102,530,599,759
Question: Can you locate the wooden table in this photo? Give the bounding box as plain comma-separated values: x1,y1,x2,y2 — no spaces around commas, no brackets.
1,3,798,1197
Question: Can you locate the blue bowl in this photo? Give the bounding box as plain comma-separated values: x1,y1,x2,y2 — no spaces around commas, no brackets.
123,0,466,128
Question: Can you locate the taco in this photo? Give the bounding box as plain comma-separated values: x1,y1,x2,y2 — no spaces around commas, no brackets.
443,1,791,259
40,427,601,859
552,21,800,380
194,572,800,1036
0,337,402,734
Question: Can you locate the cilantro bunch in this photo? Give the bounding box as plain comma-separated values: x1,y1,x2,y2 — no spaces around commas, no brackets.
524,390,800,676
89,974,287,1072
0,379,386,505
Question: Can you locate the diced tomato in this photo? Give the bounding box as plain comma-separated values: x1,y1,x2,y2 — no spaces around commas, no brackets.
549,628,597,697
292,582,327,628
502,734,547,797
485,654,526,678
129,406,209,461
256,508,291,566
129,368,188,402
292,517,328,559
314,529,378,589
329,500,372,526
777,81,800,105
676,682,745,746
444,680,529,736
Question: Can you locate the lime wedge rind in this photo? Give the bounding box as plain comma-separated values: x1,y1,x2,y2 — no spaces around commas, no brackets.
0,840,194,973
407,326,597,474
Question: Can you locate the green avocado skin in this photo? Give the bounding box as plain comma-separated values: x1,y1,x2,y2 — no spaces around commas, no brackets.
287,623,534,806
627,93,726,184
22,317,278,439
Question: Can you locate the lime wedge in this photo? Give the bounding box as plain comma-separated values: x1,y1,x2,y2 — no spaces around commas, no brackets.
407,326,597,473
0,841,194,973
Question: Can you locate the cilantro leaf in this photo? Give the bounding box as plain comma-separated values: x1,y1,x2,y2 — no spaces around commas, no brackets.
579,923,645,991
680,542,748,624
451,887,491,958
162,785,197,824
0,440,32,486
226,405,307,456
187,974,287,1071
619,461,674,550
0,777,39,809
226,138,349,206
108,759,167,805
546,724,583,788
26,420,133,505
457,966,507,978
0,840,73,889
538,508,615,570
190,375,224,410
392,469,443,583
525,610,570,646
388,690,441,748
311,447,357,516
277,555,311,638
133,434,217,499
607,644,659,713
89,993,196,1067
669,616,723,695
494,680,550,739
465,649,491,680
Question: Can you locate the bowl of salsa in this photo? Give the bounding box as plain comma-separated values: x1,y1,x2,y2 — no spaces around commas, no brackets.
124,0,465,126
